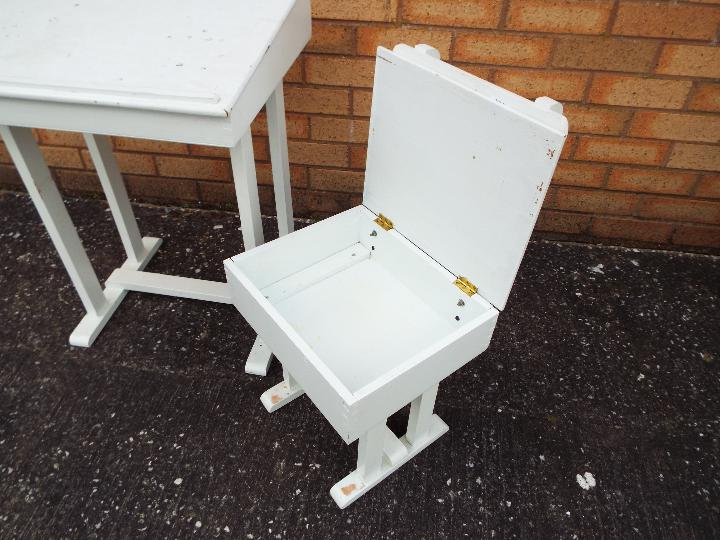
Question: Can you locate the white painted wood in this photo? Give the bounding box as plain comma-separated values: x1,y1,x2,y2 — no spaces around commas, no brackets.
406,384,439,446
245,337,274,376
356,422,386,482
0,1,309,118
1,125,108,316
266,83,294,236
225,45,568,508
231,130,264,250
83,134,145,265
363,44,568,310
225,205,499,443
260,377,305,413
70,237,162,346
330,415,449,509
105,269,232,304
382,426,408,466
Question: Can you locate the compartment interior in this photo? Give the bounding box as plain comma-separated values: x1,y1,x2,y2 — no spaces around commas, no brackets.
233,206,494,394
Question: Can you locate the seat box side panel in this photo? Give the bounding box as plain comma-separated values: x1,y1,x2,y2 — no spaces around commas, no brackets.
345,309,499,441
225,260,356,441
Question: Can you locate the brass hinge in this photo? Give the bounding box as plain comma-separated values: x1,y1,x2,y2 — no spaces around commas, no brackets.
454,276,478,297
374,213,394,231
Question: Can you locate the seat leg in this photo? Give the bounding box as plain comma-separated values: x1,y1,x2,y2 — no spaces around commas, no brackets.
330,385,449,509
260,366,305,412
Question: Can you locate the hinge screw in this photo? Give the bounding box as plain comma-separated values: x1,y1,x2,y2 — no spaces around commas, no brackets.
457,299,465,307
370,230,378,236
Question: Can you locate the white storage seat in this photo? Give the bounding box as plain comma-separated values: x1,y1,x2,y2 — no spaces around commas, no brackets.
225,43,568,508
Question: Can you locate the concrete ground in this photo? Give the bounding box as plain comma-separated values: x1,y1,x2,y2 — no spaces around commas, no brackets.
0,190,718,539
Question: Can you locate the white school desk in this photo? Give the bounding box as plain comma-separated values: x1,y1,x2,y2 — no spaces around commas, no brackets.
0,0,310,373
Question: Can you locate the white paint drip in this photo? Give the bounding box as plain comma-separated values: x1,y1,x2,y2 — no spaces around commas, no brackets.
590,264,604,274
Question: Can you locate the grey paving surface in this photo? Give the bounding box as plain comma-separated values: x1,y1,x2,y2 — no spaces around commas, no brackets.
0,190,718,539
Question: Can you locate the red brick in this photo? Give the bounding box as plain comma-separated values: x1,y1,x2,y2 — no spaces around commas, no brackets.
188,145,229,158
352,89,374,117
638,196,720,224
255,163,308,188
284,86,350,115
575,137,669,166
672,224,720,249
401,0,502,28
307,23,355,54
155,156,230,181
695,175,720,199
560,135,577,160
293,188,360,219
535,209,591,234
357,26,453,59
36,130,85,147
607,168,696,195
289,141,349,167
667,144,720,172
55,169,102,194
493,69,589,101
551,187,639,215
552,161,607,188
81,150,156,176
588,75,692,109
656,45,720,79
564,104,631,136
251,113,309,139
0,164,22,189
453,34,553,67
125,175,198,203
309,168,365,192
507,0,613,35
552,37,658,72
285,57,304,83
198,181,236,209
311,117,370,143
688,84,720,113
0,142,10,164
305,55,375,87
312,0,398,22
40,146,84,169
350,145,368,169
613,2,720,40
455,63,493,80
113,137,188,155
629,112,720,144
591,216,675,243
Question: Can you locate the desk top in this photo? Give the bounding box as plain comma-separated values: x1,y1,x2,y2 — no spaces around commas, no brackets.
0,0,308,122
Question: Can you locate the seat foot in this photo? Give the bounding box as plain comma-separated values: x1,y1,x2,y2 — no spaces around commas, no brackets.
69,237,162,347
329,414,448,509
260,379,305,413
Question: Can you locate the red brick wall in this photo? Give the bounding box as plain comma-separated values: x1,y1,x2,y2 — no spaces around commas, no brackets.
1,0,719,250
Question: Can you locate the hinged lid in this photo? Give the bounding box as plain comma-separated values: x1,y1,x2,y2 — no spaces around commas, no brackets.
363,44,568,310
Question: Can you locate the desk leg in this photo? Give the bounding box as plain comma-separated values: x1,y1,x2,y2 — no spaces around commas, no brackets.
83,134,151,265
0,126,160,346
230,129,274,375
260,365,305,412
266,82,294,236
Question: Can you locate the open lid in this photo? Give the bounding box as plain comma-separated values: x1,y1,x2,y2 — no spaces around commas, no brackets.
363,44,568,310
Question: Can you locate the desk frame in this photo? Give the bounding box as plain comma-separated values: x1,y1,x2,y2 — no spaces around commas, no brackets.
0,82,291,375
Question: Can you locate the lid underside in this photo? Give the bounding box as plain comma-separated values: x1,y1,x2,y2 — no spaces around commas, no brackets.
363,45,568,310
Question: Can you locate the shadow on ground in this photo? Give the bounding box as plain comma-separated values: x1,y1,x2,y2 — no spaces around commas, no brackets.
0,191,718,539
